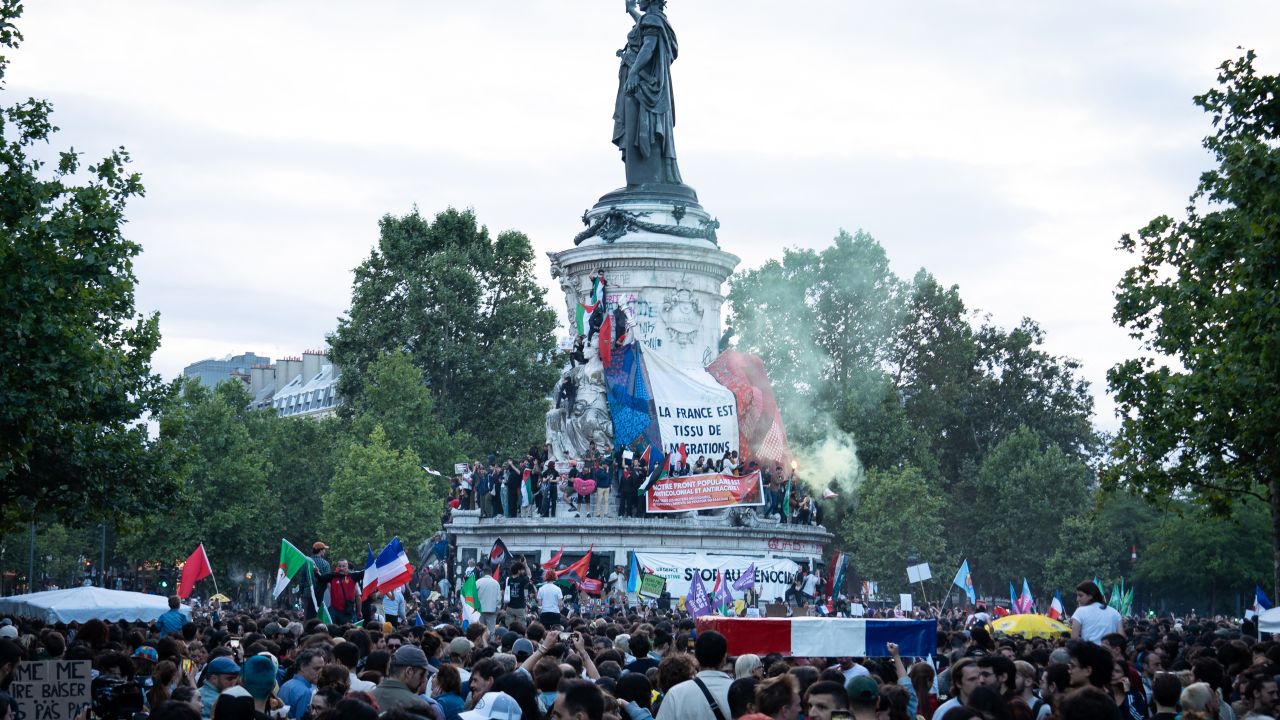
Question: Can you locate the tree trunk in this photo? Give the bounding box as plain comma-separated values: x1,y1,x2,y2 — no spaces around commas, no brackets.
1271,474,1280,604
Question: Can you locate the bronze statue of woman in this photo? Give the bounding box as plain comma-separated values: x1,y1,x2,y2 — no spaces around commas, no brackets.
612,0,683,187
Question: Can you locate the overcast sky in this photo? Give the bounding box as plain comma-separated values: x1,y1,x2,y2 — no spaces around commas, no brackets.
10,1,1280,431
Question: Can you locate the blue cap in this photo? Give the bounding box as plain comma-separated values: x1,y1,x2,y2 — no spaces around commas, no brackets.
207,657,241,675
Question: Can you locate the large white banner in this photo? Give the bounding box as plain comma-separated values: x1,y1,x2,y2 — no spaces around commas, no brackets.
634,552,800,602
644,349,739,462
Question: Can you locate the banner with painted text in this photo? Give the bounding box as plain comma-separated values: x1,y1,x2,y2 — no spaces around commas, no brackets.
634,552,800,602
645,471,764,513
644,348,739,462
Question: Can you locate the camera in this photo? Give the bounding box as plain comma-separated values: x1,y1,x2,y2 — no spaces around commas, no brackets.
91,675,145,720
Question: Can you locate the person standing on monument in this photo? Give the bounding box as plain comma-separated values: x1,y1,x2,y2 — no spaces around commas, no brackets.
614,0,683,186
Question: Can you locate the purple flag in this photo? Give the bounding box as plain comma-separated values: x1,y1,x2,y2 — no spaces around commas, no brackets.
715,571,735,614
733,563,756,592
686,572,712,618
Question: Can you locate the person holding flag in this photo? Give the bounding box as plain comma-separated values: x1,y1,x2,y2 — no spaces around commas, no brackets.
317,558,361,625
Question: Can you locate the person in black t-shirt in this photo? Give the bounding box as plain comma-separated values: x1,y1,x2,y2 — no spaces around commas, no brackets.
505,562,534,627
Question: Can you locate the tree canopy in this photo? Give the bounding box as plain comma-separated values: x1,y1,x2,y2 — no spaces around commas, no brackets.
328,207,559,459
1105,50,1280,598
0,0,172,533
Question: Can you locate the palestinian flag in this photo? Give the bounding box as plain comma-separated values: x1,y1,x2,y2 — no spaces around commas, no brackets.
272,539,312,598
573,277,607,336
574,303,594,336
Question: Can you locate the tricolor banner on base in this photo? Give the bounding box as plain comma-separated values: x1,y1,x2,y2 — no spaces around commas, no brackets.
696,617,938,658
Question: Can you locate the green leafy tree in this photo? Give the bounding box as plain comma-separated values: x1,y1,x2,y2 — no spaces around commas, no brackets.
262,413,342,551
952,427,1091,593
117,381,275,586
0,1,172,532
347,350,471,471
321,425,444,563
328,208,558,458
840,464,949,597
1136,499,1272,614
1104,51,1280,597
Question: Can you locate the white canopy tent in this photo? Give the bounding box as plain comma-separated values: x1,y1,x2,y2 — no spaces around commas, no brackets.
0,586,192,624
1258,606,1280,634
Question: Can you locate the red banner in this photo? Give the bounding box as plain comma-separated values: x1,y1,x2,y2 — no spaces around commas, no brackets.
645,471,765,513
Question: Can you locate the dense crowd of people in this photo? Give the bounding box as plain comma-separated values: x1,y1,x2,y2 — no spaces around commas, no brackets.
443,446,823,525
1,575,1277,720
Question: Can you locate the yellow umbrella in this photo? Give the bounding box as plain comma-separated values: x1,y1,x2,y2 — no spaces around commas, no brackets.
208,593,232,604
990,613,1070,639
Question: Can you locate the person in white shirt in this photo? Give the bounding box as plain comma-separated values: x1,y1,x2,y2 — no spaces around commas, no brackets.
381,587,406,626
537,570,564,628
1069,581,1122,643
656,631,732,720
475,566,502,634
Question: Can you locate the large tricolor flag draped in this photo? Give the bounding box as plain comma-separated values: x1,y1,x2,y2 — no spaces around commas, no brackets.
273,540,312,598
360,545,379,602
178,544,213,599
375,537,414,594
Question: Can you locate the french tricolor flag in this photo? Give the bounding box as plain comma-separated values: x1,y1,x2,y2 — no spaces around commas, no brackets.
360,544,379,602
375,537,414,594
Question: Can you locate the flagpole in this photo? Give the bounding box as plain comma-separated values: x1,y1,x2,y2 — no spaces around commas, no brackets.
204,544,221,597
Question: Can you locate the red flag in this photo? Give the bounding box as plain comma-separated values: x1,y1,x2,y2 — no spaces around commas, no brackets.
638,445,651,467
677,443,688,465
559,546,594,586
541,547,564,572
599,313,613,368
178,544,212,599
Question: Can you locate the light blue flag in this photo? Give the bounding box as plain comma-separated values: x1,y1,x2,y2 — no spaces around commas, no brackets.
627,552,640,594
952,560,976,604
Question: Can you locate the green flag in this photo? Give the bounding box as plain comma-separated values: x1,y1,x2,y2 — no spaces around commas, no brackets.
782,473,792,517
461,573,480,612
272,539,312,598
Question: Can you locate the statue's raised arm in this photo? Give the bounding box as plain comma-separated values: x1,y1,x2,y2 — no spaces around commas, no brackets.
611,0,683,187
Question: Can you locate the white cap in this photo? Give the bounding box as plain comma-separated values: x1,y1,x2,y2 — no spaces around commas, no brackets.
0,626,17,639
459,692,522,720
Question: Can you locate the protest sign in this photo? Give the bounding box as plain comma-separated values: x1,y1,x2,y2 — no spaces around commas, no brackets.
906,563,932,583
645,471,764,513
645,348,740,461
638,573,666,599
900,593,913,612
635,552,799,602
11,660,92,720
453,463,468,475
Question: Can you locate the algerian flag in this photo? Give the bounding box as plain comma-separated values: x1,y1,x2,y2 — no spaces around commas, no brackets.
273,539,312,598
460,573,481,627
